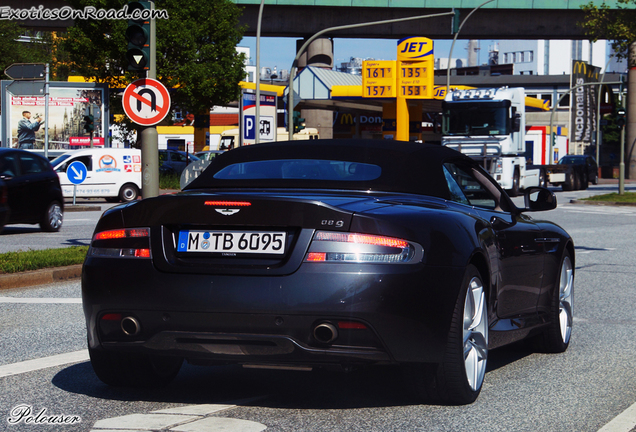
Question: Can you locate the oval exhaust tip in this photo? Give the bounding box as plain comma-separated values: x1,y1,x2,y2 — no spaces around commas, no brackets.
121,316,141,336
313,322,338,344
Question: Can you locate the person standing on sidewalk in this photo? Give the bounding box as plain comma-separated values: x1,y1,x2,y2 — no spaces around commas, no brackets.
17,111,45,149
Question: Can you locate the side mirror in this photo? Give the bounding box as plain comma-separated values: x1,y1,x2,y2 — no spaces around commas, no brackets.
523,186,557,212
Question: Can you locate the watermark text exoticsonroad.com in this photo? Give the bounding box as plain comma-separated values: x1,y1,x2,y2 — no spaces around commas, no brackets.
0,5,169,21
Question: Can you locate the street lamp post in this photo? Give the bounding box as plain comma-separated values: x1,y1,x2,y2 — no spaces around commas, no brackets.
254,0,265,145
287,11,455,141
445,0,495,96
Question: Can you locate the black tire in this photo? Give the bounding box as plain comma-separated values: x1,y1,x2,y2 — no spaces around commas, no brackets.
538,169,548,188
40,200,63,232
534,250,573,353
89,347,182,388
573,172,581,190
508,168,520,197
562,172,574,191
405,265,488,405
119,183,139,202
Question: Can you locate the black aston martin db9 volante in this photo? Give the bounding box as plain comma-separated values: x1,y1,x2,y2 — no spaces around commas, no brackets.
82,139,574,404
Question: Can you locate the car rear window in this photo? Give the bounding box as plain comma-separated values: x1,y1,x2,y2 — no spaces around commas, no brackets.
213,159,382,182
558,157,583,165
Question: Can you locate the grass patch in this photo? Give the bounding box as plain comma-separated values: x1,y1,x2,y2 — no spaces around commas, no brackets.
0,246,89,274
159,172,181,190
581,192,636,203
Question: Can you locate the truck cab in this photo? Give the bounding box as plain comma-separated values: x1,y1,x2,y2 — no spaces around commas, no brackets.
442,87,540,196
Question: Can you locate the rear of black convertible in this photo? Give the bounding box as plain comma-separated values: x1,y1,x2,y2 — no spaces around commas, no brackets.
81,140,502,402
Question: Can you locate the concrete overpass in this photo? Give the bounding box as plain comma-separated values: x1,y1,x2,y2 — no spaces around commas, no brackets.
5,0,629,39
232,0,632,40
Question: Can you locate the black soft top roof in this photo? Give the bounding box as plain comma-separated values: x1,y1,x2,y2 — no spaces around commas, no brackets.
186,139,471,199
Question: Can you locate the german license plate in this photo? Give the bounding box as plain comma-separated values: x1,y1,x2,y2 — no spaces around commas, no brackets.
177,230,286,254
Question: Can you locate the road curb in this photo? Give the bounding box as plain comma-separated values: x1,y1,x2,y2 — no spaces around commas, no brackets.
64,205,102,212
0,264,83,291
570,199,636,206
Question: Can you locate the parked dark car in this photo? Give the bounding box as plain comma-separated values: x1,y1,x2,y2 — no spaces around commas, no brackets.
158,150,199,176
0,179,8,230
0,148,64,232
82,140,574,404
557,154,599,189
194,150,224,162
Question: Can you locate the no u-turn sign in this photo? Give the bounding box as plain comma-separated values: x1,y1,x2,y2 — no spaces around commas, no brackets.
123,78,171,126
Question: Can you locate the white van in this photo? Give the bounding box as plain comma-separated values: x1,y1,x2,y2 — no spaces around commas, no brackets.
51,148,142,202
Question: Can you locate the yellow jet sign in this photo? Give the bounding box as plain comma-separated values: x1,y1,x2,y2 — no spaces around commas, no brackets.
397,37,433,99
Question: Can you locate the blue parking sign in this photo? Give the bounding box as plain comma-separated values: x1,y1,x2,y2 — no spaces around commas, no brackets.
244,115,256,140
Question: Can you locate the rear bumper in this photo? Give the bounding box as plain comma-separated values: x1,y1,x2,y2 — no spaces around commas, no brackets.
82,257,463,365
101,330,392,367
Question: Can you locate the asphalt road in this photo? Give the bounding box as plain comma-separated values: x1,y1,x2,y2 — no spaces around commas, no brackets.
0,199,116,254
1,184,636,431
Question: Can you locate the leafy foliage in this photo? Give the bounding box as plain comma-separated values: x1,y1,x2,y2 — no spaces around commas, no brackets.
580,0,636,63
0,21,53,81
57,0,246,115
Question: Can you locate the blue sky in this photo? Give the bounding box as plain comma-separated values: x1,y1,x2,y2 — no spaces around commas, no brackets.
239,37,480,70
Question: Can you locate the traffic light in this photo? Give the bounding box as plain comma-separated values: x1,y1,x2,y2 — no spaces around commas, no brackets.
126,1,151,71
293,111,305,133
617,108,626,128
83,114,94,133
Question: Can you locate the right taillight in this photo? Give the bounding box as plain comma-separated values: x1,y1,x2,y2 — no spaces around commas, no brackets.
304,231,423,264
89,227,151,259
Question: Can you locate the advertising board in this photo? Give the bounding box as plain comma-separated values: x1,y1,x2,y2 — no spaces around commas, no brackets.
1,81,109,150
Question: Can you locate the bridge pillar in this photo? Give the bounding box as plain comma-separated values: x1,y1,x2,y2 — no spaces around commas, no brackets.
302,108,333,139
296,38,334,139
297,38,333,69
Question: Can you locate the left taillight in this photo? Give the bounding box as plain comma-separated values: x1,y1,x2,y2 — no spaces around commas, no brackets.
89,228,151,259
304,231,424,264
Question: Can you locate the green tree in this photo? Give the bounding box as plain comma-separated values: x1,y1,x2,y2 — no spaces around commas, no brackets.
0,21,52,81
580,0,636,61
58,0,246,118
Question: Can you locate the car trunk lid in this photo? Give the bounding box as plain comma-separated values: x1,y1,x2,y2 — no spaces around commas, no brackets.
123,191,384,276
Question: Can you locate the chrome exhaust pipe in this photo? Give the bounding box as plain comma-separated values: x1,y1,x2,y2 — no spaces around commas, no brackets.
121,316,141,336
313,322,338,344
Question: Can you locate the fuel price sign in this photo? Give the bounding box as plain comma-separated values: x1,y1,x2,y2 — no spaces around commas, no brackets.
362,60,396,98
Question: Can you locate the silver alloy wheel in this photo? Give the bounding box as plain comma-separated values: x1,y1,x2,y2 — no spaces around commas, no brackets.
559,256,574,343
463,276,488,392
48,203,63,230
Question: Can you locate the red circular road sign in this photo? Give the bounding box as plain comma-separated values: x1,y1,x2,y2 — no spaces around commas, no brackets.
122,78,171,126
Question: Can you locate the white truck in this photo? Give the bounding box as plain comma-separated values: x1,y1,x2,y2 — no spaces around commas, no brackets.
441,87,541,196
